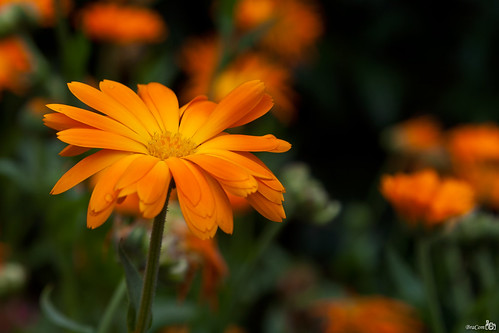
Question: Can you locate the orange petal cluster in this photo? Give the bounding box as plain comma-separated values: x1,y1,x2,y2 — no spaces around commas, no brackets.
234,0,323,62
380,169,475,226
313,296,424,333
180,37,295,123
387,115,443,153
44,79,290,239
78,3,167,44
0,37,32,96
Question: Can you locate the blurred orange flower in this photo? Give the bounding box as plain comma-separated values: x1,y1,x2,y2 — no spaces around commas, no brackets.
0,37,32,96
0,0,71,26
386,116,443,153
170,219,228,306
44,80,290,239
78,3,167,44
234,0,323,63
447,123,499,208
447,124,499,164
380,169,475,227
181,37,296,123
313,296,424,333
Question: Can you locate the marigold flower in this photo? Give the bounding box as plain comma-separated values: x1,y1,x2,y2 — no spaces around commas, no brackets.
385,116,443,153
447,124,499,208
447,124,499,164
0,37,32,96
180,37,296,123
78,3,167,44
380,169,475,226
313,296,424,333
234,0,323,62
44,79,290,239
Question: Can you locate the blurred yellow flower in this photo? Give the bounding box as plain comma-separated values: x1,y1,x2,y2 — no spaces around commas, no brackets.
180,37,296,123
0,37,32,96
380,169,475,227
78,3,167,44
44,80,290,239
234,0,323,63
313,296,424,333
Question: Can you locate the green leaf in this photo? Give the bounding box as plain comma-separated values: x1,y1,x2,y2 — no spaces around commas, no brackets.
40,285,95,333
118,241,143,332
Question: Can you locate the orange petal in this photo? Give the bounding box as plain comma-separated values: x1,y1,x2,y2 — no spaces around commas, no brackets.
115,154,159,190
204,172,233,234
43,113,90,131
87,154,141,228
179,95,208,117
137,160,171,204
47,103,146,144
51,150,131,194
199,134,291,153
228,93,273,128
191,80,265,144
59,145,90,156
100,80,161,135
57,128,148,154
67,81,149,138
167,157,202,206
246,191,286,222
179,100,217,139
186,154,258,197
137,82,180,133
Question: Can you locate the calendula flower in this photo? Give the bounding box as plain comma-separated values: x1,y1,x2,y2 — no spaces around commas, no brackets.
181,37,296,123
0,37,32,96
44,79,290,239
313,296,424,333
385,116,443,154
165,214,228,306
447,124,499,164
447,123,499,208
380,169,475,227
78,3,167,44
234,0,323,63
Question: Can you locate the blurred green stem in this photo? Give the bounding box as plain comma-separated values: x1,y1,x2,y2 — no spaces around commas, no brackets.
417,236,445,333
96,278,126,333
134,183,174,333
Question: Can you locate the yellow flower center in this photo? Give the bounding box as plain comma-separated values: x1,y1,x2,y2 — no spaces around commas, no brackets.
147,131,197,160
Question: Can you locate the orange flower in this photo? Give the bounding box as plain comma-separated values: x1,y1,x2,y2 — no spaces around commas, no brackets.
78,3,167,44
0,0,71,26
234,0,323,62
380,169,475,227
447,124,499,164
44,80,290,239
313,296,423,333
180,37,296,123
169,218,228,306
0,37,32,96
386,116,442,153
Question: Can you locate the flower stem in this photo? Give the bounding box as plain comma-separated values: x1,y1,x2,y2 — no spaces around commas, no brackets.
417,236,445,333
134,184,174,333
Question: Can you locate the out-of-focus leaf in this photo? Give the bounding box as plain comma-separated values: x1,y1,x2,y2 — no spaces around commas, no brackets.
149,299,197,329
118,241,143,332
385,246,424,306
0,158,29,189
40,285,95,333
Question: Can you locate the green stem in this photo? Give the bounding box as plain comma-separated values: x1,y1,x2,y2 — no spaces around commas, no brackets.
417,236,445,333
96,278,126,333
134,184,174,333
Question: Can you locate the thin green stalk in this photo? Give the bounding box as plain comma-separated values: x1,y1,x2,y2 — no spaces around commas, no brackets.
96,278,126,333
417,236,445,333
134,184,174,333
